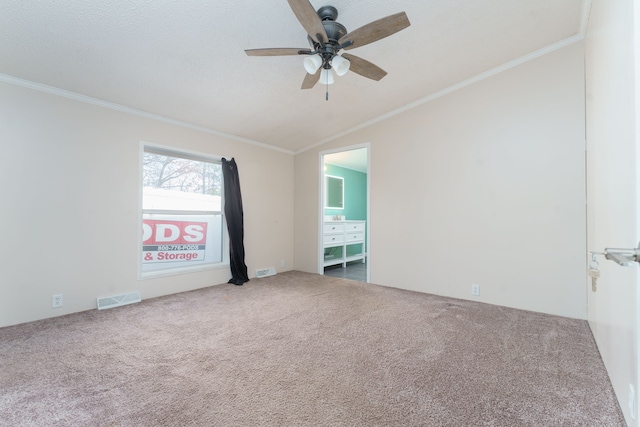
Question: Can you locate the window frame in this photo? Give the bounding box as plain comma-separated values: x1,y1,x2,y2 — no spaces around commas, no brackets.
138,141,229,280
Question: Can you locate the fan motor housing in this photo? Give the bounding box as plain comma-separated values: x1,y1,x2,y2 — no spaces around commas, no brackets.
308,6,347,47
317,5,338,21
323,21,347,43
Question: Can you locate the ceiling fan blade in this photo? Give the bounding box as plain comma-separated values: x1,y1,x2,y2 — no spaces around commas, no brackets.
339,12,410,50
287,0,328,44
301,71,321,89
245,48,312,56
341,53,387,81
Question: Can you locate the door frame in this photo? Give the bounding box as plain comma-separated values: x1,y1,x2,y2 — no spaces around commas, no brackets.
318,143,371,283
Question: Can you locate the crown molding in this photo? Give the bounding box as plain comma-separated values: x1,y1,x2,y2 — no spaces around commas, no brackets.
295,34,585,155
0,73,295,155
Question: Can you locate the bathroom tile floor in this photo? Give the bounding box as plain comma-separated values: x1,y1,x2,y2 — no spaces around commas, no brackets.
323,260,367,282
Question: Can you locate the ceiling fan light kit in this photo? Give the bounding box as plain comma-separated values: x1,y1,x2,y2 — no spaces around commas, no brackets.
303,54,323,74
245,0,410,97
320,68,334,85
331,55,350,76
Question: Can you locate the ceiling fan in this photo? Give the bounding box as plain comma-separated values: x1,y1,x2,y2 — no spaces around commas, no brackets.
245,0,410,93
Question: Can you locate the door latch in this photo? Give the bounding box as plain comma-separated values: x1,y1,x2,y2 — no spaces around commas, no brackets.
587,246,638,293
603,243,640,267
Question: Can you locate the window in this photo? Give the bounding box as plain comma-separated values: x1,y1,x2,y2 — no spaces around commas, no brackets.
140,144,227,278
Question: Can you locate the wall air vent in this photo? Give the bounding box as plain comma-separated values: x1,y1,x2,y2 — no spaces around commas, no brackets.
97,291,141,310
255,267,276,278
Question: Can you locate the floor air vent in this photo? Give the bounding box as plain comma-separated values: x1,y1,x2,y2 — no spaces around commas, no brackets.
97,291,141,310
255,267,276,278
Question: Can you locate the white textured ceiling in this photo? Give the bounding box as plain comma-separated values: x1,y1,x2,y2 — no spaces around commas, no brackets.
0,0,586,153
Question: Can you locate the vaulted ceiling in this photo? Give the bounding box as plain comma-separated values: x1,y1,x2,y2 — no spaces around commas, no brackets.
0,0,587,153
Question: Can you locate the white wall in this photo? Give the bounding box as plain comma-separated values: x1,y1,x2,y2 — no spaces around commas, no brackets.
295,41,587,319
585,0,639,424
0,82,294,328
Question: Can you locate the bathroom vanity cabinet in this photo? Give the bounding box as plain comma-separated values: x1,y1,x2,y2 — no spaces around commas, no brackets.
323,220,366,268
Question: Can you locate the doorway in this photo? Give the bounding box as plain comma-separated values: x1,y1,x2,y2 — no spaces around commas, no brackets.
319,145,370,283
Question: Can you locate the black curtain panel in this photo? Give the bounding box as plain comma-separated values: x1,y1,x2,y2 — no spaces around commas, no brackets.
221,158,249,285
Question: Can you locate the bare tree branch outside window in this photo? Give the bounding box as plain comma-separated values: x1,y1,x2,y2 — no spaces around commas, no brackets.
143,153,222,196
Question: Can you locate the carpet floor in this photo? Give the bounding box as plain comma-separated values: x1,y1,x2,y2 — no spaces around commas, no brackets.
0,271,625,426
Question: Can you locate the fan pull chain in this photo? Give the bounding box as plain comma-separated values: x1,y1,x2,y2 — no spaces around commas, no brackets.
326,78,329,101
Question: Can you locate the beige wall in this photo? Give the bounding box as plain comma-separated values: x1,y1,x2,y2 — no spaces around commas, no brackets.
295,41,586,319
585,0,639,424
0,82,294,327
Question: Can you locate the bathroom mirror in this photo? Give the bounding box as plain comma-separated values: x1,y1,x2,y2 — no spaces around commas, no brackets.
325,175,344,209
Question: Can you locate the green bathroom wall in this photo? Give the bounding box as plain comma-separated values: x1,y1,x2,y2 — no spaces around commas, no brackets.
324,164,367,220
324,164,367,256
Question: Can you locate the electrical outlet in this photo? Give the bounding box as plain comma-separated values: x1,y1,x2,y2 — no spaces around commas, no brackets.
471,284,480,296
52,294,63,308
280,259,285,268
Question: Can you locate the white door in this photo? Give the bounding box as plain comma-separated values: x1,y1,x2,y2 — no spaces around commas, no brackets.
585,0,639,424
